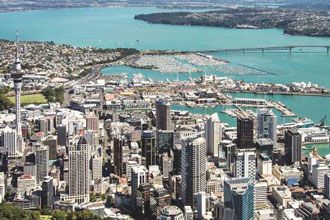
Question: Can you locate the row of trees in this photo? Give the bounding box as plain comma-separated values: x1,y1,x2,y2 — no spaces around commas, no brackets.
0,203,103,220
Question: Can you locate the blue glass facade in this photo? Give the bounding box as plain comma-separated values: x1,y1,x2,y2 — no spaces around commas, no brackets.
224,177,255,220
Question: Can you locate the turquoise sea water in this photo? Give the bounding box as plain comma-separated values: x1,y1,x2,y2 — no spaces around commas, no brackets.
303,143,330,157
1,7,330,125
1,7,330,51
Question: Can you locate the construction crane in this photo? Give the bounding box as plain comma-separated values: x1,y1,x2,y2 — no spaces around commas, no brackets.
317,115,327,129
319,115,327,127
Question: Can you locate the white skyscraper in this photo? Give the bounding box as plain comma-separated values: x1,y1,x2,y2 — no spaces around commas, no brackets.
35,145,49,184
234,149,256,181
0,126,18,158
311,161,330,189
181,136,207,207
68,136,90,204
0,172,5,203
184,206,193,220
257,109,277,148
131,165,148,207
205,113,222,157
91,152,102,181
257,154,272,176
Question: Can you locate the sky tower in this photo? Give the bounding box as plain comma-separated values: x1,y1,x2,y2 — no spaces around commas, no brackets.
12,31,23,139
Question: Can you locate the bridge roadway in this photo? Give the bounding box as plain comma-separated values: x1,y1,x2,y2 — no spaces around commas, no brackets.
195,45,330,53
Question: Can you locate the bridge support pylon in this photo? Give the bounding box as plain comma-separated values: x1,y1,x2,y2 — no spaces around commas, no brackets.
327,46,329,54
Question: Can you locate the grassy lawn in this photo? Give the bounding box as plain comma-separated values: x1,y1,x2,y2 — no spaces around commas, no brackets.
7,93,48,105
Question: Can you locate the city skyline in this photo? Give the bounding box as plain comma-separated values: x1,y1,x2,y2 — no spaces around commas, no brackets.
0,1,330,220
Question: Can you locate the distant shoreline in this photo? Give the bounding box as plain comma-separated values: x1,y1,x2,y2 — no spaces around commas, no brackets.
134,8,330,38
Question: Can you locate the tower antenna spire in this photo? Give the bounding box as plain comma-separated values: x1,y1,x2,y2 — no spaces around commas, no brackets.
14,30,22,71
16,30,19,58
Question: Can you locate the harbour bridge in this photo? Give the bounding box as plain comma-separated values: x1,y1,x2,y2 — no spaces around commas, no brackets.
196,45,330,54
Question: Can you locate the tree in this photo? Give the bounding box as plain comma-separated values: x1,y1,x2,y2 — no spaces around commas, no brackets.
55,86,64,104
105,196,113,208
76,210,101,220
66,211,77,220
100,194,106,201
90,194,96,202
51,210,66,220
0,203,40,220
0,93,14,111
41,86,64,104
42,88,56,102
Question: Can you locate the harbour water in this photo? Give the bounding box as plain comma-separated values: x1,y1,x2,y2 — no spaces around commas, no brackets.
1,6,330,152
1,7,330,51
303,143,330,157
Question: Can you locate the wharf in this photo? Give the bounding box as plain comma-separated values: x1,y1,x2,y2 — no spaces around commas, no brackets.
270,101,296,117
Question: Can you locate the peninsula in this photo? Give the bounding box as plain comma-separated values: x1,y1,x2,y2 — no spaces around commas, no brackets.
0,40,139,79
134,8,330,37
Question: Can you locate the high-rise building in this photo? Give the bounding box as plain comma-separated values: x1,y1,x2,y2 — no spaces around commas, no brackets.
41,176,54,209
181,136,207,207
0,148,8,173
324,172,330,199
113,136,124,176
172,144,181,175
310,161,330,189
159,206,184,220
184,206,193,220
84,130,98,150
257,153,272,177
224,177,255,220
285,129,302,165
234,149,256,181
91,152,102,181
86,112,99,133
131,165,149,207
221,140,235,170
0,172,5,203
0,127,17,158
205,113,222,157
160,152,172,180
142,130,156,167
196,192,206,219
157,130,174,154
156,99,171,131
255,179,268,210
68,136,90,204
237,115,254,149
39,118,49,135
35,145,49,183
44,135,57,160
256,138,274,159
150,188,172,217
136,183,151,219
257,109,277,149
57,124,67,146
